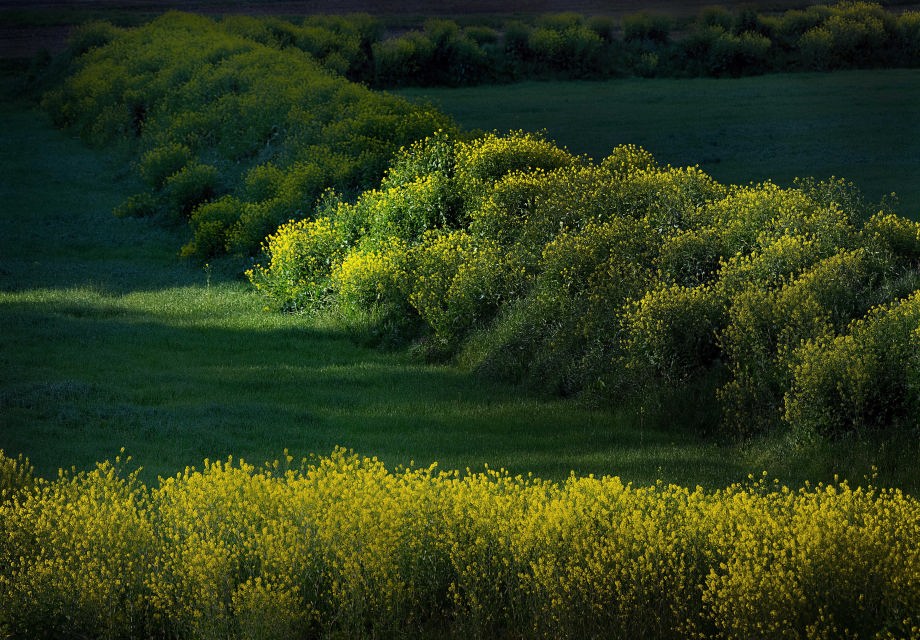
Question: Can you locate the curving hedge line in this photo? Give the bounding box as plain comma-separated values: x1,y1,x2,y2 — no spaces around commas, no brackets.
42,12,455,259
1,449,918,639
249,132,920,437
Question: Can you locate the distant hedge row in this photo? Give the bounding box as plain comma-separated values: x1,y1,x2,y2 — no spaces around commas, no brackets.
366,1,920,84
2,449,918,639
42,12,455,259
250,132,920,438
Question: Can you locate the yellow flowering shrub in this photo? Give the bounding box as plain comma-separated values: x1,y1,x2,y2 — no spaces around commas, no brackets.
453,130,575,185
332,238,409,310
717,248,891,434
405,231,524,343
0,453,154,639
862,211,920,263
0,450,33,503
620,283,726,386
600,142,658,177
1,450,918,638
246,217,346,311
237,127,920,435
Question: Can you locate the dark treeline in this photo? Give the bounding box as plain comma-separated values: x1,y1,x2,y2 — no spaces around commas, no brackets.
211,2,920,86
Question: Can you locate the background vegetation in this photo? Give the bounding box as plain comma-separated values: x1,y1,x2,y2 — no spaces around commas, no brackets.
40,12,453,260
3,3,920,636
367,1,920,85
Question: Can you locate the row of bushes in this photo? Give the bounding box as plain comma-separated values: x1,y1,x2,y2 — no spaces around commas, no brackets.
250,131,920,438
167,2,920,85
42,12,455,259
40,4,920,260
1,449,917,639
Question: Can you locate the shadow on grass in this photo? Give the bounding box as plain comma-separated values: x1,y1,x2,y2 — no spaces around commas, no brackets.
0,289,744,487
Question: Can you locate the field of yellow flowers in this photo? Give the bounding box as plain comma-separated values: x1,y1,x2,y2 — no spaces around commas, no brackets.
1,448,918,639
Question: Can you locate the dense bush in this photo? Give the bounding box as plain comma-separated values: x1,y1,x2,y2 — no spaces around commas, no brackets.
1,449,917,639
43,12,454,259
252,130,920,437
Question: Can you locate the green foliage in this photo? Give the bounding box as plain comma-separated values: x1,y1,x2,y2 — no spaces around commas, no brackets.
44,12,454,259
138,143,194,189
162,161,220,218
373,20,491,87
784,291,920,436
623,12,673,45
251,128,920,438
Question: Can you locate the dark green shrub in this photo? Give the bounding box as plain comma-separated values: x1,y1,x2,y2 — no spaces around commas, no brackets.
64,21,122,58
162,162,220,218
138,143,193,189
698,6,734,32
622,12,672,45
113,191,160,219
784,291,920,435
185,196,243,259
895,11,920,64
503,21,533,60
682,25,772,76
586,16,616,43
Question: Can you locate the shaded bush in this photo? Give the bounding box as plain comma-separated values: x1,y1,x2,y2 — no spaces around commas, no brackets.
784,291,920,436
44,12,454,259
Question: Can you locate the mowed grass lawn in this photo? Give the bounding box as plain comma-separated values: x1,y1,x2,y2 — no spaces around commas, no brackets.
2,72,917,492
399,69,920,217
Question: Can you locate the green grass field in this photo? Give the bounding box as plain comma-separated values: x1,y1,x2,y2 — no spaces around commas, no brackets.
398,69,920,218
2,72,919,493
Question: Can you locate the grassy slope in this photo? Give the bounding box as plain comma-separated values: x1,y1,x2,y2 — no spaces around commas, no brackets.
0,92,737,487
1,76,917,492
398,69,920,218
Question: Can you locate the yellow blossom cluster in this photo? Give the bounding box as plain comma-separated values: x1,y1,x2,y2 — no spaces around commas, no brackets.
1,449,918,639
